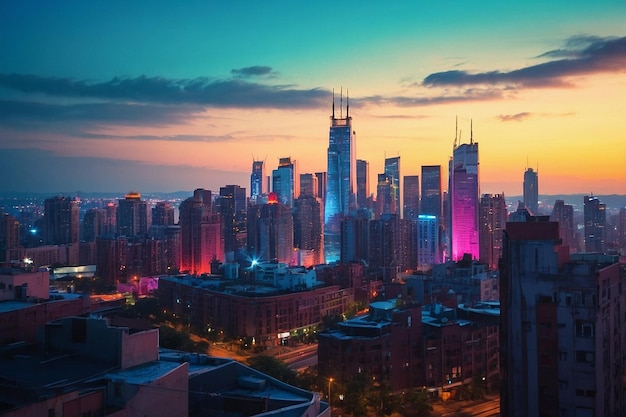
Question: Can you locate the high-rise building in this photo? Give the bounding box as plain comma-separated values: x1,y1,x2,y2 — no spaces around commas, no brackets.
247,193,294,264
478,193,507,270
324,92,356,263
299,173,318,199
0,213,20,264
376,173,396,218
340,209,371,263
152,201,175,226
417,214,439,268
619,208,626,249
44,196,79,245
293,195,323,266
356,159,370,209
272,157,298,207
117,192,151,237
315,172,327,204
82,208,106,242
179,196,223,275
384,156,401,217
421,165,442,218
449,132,480,261
500,216,626,417
584,195,606,253
369,214,415,282
219,185,247,260
523,167,539,214
403,175,419,221
550,199,578,253
250,159,267,201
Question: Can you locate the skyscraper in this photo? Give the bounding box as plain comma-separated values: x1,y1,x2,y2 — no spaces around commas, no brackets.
117,192,151,237
356,159,370,209
403,175,419,221
478,193,507,270
384,156,401,217
584,195,606,253
420,165,442,218
299,173,318,199
324,92,356,263
152,201,175,226
417,214,439,268
272,157,298,207
550,199,578,253
376,173,396,218
247,192,294,264
44,196,79,245
179,195,223,275
294,195,323,266
250,159,267,201
523,167,539,214
449,128,480,261
219,185,247,260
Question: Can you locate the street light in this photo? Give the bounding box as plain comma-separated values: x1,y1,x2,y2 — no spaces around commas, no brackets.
328,377,333,408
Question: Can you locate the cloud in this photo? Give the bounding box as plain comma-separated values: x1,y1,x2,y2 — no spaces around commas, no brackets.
231,66,275,78
422,35,626,88
0,73,328,109
359,88,504,107
498,112,532,122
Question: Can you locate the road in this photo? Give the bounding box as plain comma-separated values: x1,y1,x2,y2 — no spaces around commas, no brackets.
438,396,500,417
278,344,318,371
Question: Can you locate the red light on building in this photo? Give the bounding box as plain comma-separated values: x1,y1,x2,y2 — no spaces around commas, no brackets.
268,192,278,204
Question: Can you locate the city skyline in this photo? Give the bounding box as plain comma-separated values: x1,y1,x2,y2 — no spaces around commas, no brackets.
1,2,625,196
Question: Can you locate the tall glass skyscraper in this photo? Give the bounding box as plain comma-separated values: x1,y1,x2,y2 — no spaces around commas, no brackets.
272,157,298,207
324,93,356,263
523,167,539,214
384,156,400,217
356,159,370,209
420,165,442,218
450,137,479,261
250,159,267,201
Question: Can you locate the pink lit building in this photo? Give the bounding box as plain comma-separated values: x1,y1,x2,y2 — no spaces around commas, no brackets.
449,139,479,261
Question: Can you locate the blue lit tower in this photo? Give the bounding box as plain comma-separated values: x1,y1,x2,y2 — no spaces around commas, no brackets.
384,156,400,217
324,90,356,263
250,159,267,201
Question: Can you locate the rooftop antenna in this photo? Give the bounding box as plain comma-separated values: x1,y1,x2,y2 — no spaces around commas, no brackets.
454,116,458,148
340,86,343,119
470,119,474,144
332,89,335,119
346,89,349,118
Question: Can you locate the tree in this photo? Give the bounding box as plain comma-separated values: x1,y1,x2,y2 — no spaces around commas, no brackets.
247,355,299,386
342,375,370,416
401,388,433,417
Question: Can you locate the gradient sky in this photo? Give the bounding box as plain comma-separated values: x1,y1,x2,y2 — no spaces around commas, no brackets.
1,1,625,196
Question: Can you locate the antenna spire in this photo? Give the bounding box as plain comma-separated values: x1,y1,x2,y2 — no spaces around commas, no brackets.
340,86,343,119
470,119,474,144
454,116,458,148
346,89,349,118
332,89,335,119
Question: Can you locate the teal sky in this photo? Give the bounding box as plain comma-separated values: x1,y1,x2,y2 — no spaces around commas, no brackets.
1,1,625,196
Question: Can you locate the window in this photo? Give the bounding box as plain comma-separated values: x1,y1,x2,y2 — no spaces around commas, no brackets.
576,321,594,338
575,350,594,364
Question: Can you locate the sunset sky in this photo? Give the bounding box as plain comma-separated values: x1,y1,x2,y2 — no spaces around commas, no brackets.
1,1,625,196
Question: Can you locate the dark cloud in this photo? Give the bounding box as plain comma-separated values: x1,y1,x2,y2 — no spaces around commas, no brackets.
498,112,532,122
0,74,328,109
359,88,503,107
80,133,234,143
231,66,275,78
0,99,198,126
423,36,626,88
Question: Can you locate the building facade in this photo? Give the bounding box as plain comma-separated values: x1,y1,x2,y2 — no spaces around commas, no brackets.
449,141,479,261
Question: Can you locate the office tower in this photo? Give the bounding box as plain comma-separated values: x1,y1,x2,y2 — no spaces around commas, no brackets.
117,192,151,237
152,201,175,226
584,195,606,253
403,175,419,221
315,172,327,202
376,173,396,218
478,193,507,270
551,199,578,253
44,196,79,245
218,185,247,260
103,202,117,235
247,193,294,264
369,214,415,281
340,209,371,263
356,159,370,209
417,214,439,269
293,195,323,266
193,188,213,211
619,208,626,249
449,127,479,261
500,216,626,416
250,159,267,201
0,213,20,264
384,156,401,217
324,92,356,263
523,167,539,214
421,165,442,218
179,196,223,275
272,157,298,207
82,208,106,242
299,173,318,198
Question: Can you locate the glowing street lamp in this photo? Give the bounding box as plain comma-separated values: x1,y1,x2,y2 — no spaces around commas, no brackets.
328,377,334,408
